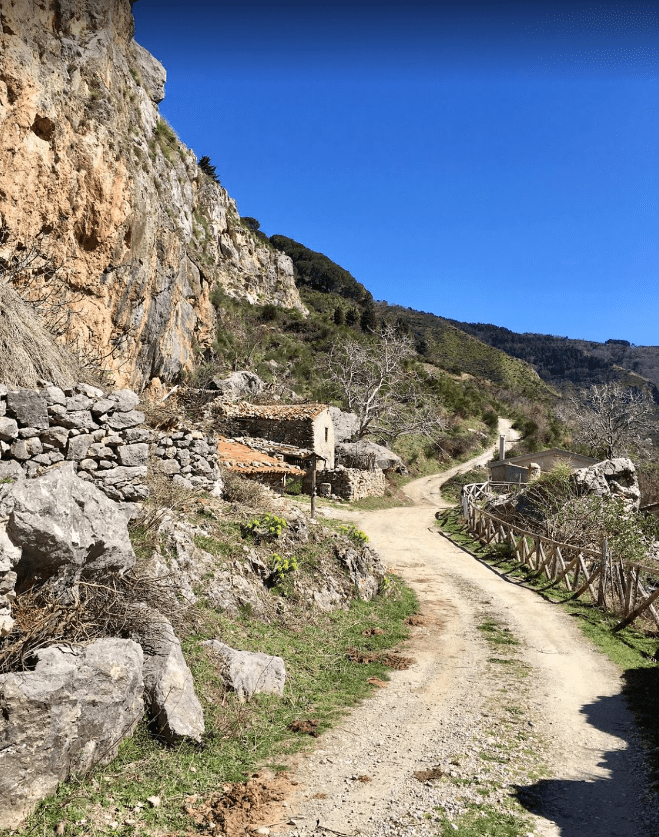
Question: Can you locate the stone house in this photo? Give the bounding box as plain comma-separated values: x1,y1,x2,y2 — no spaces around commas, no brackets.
214,403,335,469
488,448,598,484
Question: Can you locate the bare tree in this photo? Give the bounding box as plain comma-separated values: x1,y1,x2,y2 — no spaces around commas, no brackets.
559,382,656,459
326,323,444,440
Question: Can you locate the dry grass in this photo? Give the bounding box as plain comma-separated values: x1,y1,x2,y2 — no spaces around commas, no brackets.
0,566,187,675
221,470,277,510
0,280,80,388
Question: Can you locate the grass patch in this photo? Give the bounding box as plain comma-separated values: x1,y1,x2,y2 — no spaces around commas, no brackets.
441,467,488,503
12,580,418,837
477,619,519,648
434,805,533,836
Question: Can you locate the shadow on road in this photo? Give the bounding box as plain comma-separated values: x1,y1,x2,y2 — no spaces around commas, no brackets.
515,666,659,836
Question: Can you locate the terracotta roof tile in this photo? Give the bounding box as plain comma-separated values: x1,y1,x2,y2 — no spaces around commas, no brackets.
217,437,304,476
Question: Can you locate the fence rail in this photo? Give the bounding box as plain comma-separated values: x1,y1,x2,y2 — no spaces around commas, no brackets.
460,483,659,633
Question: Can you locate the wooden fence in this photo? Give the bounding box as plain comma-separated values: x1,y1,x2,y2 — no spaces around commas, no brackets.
461,483,659,633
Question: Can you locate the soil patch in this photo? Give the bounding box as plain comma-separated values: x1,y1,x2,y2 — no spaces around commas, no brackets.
183,772,297,836
289,719,320,736
413,767,445,782
345,648,415,669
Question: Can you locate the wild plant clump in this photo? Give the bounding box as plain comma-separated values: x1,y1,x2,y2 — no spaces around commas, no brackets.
340,523,369,546
244,513,287,541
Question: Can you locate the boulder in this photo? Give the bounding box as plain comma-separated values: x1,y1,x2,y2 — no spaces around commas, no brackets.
2,465,136,593
5,390,49,429
202,640,286,702
208,370,264,401
0,639,144,829
336,440,407,474
0,417,19,442
336,545,385,601
573,458,641,511
130,605,204,743
329,406,360,443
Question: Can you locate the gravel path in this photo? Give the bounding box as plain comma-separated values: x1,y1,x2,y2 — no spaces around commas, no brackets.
280,429,657,836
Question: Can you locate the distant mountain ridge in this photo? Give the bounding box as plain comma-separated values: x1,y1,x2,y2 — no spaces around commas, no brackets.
446,321,659,395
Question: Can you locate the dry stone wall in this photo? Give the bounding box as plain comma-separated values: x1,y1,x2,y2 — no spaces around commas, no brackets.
313,466,386,501
0,382,222,501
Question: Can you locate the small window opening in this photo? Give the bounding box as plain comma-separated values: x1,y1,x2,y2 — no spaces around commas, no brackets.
325,427,329,442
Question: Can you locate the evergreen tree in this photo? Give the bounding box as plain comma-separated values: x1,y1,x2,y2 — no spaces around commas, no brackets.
198,155,221,184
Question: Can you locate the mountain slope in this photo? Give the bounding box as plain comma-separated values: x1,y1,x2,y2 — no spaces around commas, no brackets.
447,321,659,395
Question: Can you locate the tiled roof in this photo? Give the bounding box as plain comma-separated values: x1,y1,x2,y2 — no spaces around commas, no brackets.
218,402,329,421
217,437,305,476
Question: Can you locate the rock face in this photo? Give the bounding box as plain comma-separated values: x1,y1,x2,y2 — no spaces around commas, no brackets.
573,458,641,511
336,440,407,474
203,640,286,702
130,605,204,743
0,1,305,390
0,639,144,829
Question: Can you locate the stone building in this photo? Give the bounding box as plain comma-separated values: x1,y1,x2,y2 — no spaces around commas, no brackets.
488,448,597,484
214,403,335,469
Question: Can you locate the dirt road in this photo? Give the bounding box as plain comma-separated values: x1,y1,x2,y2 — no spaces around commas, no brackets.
283,432,656,836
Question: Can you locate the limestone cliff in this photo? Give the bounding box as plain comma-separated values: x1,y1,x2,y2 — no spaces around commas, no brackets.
0,0,305,389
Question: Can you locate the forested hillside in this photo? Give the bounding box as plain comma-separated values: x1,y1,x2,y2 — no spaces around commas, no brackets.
447,321,659,397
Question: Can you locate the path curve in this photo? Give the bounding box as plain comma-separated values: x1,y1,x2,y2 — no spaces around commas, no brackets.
403,418,518,507
282,426,656,836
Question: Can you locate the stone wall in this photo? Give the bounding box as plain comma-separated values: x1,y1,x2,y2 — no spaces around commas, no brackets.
0,382,221,501
311,466,386,502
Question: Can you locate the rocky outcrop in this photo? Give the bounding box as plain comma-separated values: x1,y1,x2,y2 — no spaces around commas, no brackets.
0,639,144,829
336,440,407,473
573,458,641,511
207,370,265,402
0,1,305,390
337,546,386,601
203,640,286,702
329,407,360,443
130,605,204,743
0,465,136,634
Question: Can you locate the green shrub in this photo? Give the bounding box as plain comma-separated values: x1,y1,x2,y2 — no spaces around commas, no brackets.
245,513,287,541
340,524,369,546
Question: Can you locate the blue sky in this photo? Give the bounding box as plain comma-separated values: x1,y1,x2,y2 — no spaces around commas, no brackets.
132,1,658,345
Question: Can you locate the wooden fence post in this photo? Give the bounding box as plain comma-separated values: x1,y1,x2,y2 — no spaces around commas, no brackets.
598,538,609,607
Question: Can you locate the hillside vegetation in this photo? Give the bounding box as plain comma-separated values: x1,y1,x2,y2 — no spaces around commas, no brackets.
192,235,568,464
449,321,659,397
